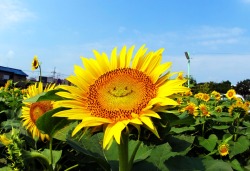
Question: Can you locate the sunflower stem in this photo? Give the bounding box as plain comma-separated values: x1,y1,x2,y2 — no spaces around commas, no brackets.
128,140,142,170
39,65,42,82
118,131,129,171
49,138,54,170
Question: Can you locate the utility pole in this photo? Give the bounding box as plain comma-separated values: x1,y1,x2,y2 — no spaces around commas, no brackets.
184,52,191,88
52,67,56,82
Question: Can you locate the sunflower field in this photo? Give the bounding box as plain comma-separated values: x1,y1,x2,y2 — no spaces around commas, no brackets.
0,45,249,171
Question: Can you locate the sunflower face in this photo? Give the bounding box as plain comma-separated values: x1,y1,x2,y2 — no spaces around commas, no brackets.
88,68,156,121
32,55,39,71
54,45,189,149
21,82,56,141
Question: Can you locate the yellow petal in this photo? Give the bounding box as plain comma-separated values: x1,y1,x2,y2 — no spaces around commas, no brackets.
132,45,147,69
119,46,127,68
111,47,118,70
125,45,135,67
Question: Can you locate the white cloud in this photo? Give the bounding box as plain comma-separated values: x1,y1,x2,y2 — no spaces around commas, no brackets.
0,0,35,29
187,26,245,48
118,26,126,33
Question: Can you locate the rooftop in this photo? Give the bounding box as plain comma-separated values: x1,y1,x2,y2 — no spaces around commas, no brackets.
0,66,28,77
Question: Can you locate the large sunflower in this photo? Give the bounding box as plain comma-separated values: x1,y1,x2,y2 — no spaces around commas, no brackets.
21,82,56,141
53,45,189,149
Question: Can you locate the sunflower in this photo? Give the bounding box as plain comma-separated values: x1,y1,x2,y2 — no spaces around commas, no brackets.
53,45,189,149
32,55,40,71
21,82,56,141
184,102,199,116
211,90,221,101
226,89,236,100
199,104,210,117
218,143,229,156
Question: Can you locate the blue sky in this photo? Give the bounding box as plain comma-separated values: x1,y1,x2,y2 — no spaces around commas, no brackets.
1,0,250,85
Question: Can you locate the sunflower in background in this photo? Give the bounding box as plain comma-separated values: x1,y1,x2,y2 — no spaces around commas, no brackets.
32,55,40,71
21,82,56,141
53,45,189,149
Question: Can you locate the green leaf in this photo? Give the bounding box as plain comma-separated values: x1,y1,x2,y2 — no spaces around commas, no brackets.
0,166,13,171
23,92,46,103
37,88,69,101
1,119,21,129
36,107,71,137
53,121,77,141
230,159,244,171
212,117,234,123
170,115,195,126
198,134,218,152
165,156,233,171
129,141,152,163
67,132,111,171
202,158,233,171
229,135,250,158
212,125,230,130
132,142,178,171
170,126,195,133
41,149,62,166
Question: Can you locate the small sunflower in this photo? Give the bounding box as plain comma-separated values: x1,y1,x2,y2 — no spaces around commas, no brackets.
218,143,229,156
184,102,199,117
201,93,210,102
53,45,189,149
226,89,236,100
211,90,221,101
0,134,12,146
32,55,40,71
21,82,56,141
199,104,210,117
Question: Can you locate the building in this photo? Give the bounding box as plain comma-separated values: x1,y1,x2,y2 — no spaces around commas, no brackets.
0,66,28,87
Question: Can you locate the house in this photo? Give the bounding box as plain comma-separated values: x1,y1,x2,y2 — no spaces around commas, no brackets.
0,66,28,87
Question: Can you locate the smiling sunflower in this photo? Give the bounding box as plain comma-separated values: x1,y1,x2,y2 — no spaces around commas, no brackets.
53,45,189,149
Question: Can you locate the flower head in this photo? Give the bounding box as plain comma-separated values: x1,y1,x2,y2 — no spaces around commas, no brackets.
211,91,221,101
21,82,56,141
199,104,210,117
218,143,229,156
226,89,236,100
53,45,188,149
183,102,199,117
32,55,40,71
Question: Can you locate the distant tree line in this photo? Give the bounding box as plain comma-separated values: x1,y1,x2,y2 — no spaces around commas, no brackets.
186,76,250,100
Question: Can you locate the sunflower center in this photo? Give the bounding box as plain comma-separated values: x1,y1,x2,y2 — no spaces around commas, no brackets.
87,68,156,121
30,101,53,123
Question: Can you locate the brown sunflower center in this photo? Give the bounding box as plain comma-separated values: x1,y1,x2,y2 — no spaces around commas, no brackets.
87,68,156,121
30,101,53,123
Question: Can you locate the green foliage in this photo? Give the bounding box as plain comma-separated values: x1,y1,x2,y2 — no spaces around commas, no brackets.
0,81,250,170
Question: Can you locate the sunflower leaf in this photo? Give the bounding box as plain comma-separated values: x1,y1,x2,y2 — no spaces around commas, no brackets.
36,107,71,137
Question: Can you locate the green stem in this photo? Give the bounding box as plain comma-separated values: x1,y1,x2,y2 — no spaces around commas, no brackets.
65,164,79,171
234,117,240,141
202,122,205,137
39,65,42,82
49,138,54,169
118,132,129,171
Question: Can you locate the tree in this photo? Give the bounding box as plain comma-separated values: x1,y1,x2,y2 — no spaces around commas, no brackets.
235,79,250,98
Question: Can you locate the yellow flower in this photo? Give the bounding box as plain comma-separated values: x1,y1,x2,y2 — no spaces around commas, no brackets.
194,93,203,100
202,93,210,102
226,89,236,100
211,90,221,101
228,101,248,116
184,102,199,116
199,104,210,117
215,106,223,113
21,82,56,141
32,55,40,71
0,134,12,146
53,45,188,149
218,143,229,156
